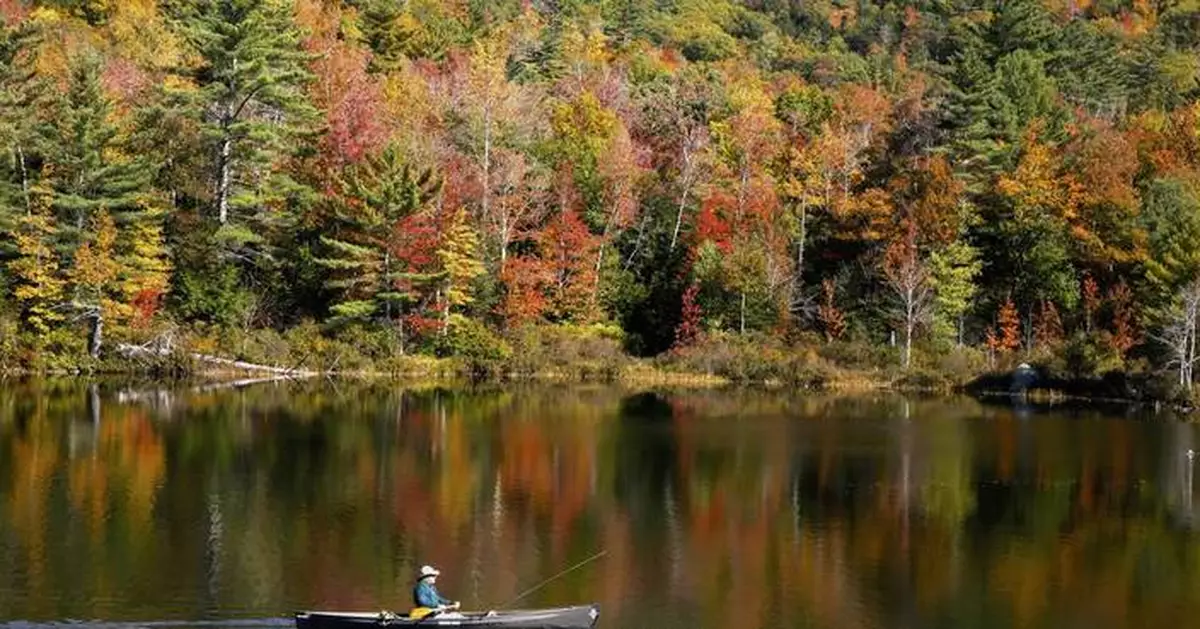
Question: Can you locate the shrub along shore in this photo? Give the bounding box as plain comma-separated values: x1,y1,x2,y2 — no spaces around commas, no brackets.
4,322,1187,409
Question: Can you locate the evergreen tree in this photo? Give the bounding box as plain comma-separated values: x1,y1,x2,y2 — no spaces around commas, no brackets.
317,145,443,328
42,54,149,251
1049,22,1129,119
356,0,465,67
989,0,1057,59
1143,178,1200,307
0,19,43,232
991,50,1063,150
358,0,407,73
171,0,316,237
939,35,1004,186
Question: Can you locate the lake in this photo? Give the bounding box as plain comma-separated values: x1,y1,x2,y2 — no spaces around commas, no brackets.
2,381,1199,629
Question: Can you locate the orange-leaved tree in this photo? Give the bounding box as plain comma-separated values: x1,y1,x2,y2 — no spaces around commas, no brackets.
818,279,846,343
985,297,1023,366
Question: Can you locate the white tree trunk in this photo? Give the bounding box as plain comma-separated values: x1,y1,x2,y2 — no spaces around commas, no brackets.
17,145,30,214
670,184,690,251
217,135,232,225
740,291,747,334
482,108,492,223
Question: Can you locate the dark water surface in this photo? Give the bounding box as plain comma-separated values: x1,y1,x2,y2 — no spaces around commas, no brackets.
2,381,1200,629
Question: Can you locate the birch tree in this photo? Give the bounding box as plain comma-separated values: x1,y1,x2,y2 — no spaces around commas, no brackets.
883,227,935,370
1160,280,1200,390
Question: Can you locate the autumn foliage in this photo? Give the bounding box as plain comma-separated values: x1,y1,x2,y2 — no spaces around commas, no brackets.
818,280,846,343
986,298,1022,357
0,0,1197,383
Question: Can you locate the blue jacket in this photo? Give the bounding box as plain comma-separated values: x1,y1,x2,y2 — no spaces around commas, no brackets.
413,580,453,609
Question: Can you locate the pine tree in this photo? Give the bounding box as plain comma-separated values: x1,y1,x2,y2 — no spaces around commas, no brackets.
357,0,464,67
990,0,1057,58
436,207,486,334
317,145,443,329
359,0,406,73
1049,22,1128,119
940,30,1005,186
171,0,316,235
42,54,149,251
0,19,43,232
1143,178,1200,306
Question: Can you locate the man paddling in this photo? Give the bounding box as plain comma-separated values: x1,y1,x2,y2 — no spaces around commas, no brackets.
411,565,462,619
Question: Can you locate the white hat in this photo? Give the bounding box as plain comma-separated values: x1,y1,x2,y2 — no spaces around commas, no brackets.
419,565,440,579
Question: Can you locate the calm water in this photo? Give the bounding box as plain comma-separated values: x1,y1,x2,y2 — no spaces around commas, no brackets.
2,381,1200,629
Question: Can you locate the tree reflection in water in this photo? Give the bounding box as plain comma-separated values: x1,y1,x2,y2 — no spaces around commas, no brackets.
1,382,1199,629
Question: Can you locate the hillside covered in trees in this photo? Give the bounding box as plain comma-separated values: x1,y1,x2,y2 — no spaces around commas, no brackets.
2,0,1200,389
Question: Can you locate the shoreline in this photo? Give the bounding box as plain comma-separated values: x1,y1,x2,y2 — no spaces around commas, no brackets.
6,357,1191,413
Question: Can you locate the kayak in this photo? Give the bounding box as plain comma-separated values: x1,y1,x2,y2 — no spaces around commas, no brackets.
294,606,600,629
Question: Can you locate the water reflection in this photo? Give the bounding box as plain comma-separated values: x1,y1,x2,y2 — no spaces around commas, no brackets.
1,383,1200,629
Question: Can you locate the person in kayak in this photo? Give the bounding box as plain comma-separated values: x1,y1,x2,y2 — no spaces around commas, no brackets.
411,565,461,619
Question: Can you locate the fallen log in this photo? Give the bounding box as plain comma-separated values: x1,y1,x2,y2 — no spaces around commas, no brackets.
115,342,320,377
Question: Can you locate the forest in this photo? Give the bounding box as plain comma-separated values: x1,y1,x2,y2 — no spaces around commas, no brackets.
2,0,1200,391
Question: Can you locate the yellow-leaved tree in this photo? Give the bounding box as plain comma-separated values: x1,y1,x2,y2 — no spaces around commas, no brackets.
119,206,172,328
69,209,120,358
10,192,64,337
437,208,485,335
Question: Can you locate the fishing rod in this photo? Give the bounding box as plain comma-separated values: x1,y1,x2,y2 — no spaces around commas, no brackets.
496,549,608,609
